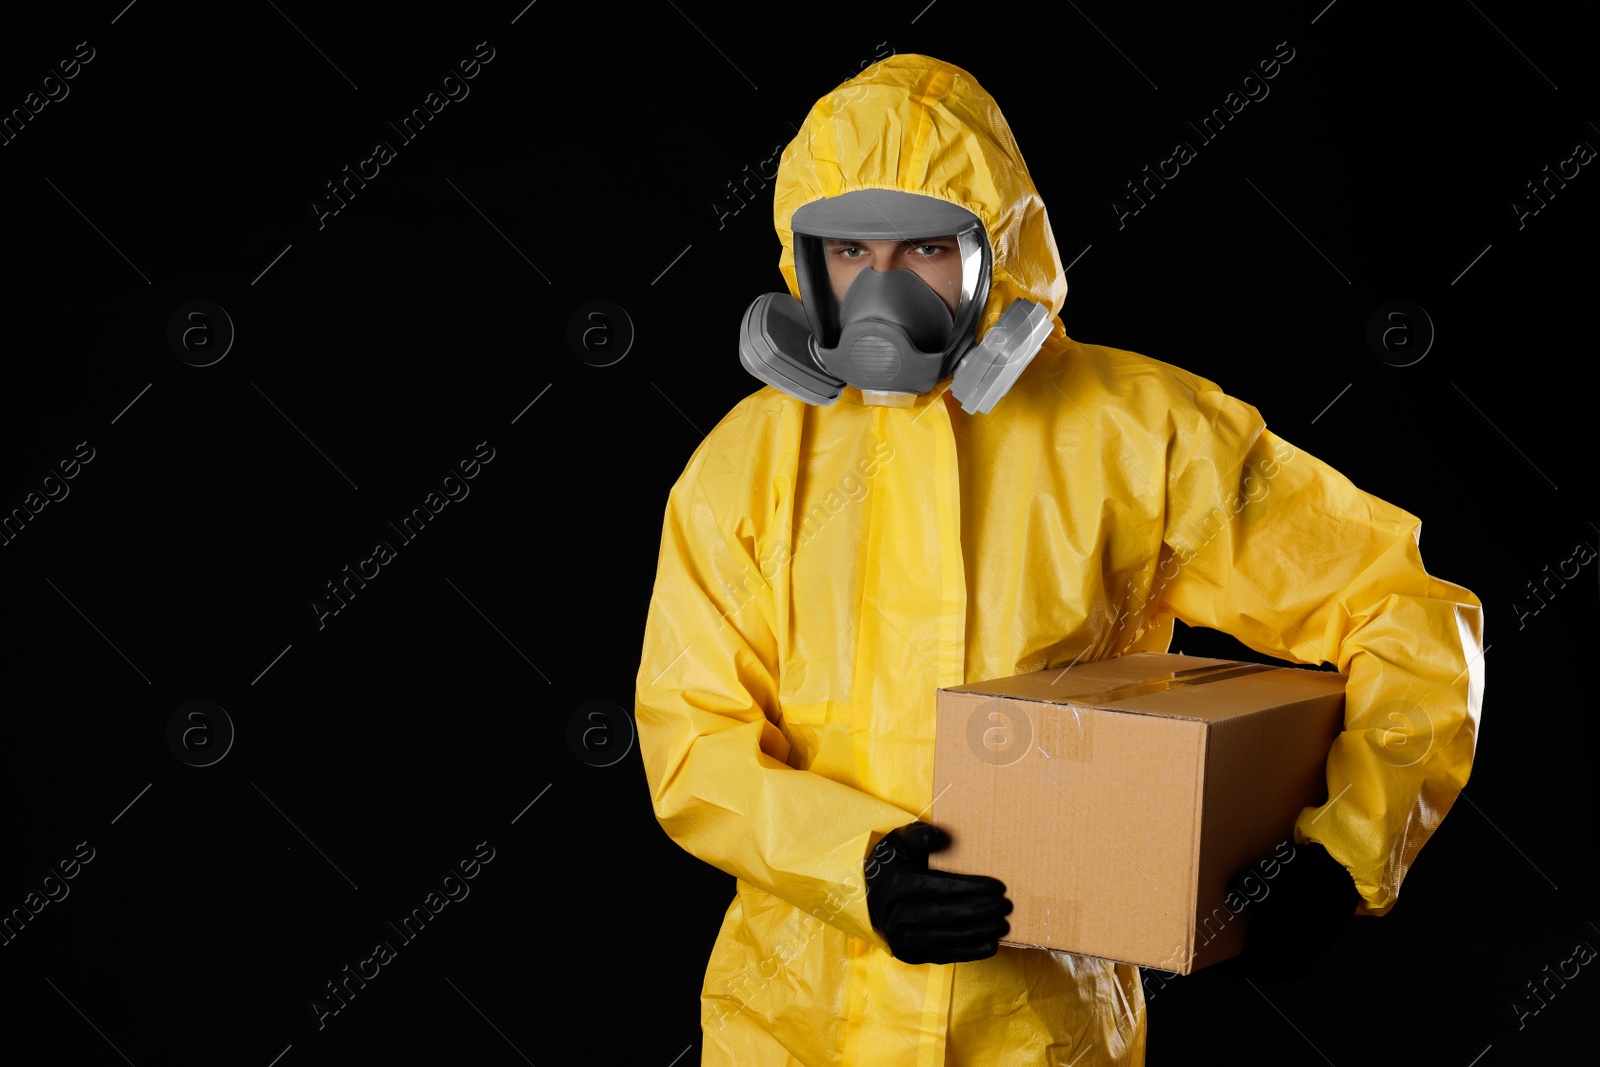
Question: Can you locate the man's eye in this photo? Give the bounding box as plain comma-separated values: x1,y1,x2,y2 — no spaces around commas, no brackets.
914,244,947,256
835,247,865,258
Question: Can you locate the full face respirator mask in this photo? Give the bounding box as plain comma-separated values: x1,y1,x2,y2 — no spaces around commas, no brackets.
739,189,1054,414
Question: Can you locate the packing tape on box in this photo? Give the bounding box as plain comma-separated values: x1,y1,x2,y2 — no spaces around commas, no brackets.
1009,891,1081,950
1035,701,1093,763
1050,660,1283,708
1016,663,1282,764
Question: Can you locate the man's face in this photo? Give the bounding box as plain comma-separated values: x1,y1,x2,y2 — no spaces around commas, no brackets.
823,236,962,315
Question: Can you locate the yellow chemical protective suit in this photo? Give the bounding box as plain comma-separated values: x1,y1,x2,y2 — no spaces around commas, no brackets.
635,54,1484,1067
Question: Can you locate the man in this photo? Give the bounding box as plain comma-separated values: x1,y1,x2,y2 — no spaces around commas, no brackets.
635,53,1483,1066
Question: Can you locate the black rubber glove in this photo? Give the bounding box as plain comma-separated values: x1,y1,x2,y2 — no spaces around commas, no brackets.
1229,840,1361,980
865,822,1012,965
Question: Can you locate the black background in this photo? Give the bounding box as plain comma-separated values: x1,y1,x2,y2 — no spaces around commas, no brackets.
1,2,1594,1064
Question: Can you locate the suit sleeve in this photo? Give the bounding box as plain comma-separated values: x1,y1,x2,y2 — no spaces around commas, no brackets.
1155,384,1485,916
634,464,913,947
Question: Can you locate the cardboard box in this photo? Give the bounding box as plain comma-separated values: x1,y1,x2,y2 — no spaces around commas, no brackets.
929,651,1346,974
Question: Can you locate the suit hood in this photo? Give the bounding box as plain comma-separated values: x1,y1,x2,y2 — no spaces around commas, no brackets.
773,54,1069,353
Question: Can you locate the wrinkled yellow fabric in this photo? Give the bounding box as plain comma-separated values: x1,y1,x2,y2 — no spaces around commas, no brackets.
635,54,1483,1067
